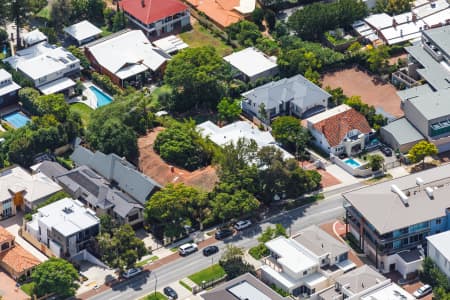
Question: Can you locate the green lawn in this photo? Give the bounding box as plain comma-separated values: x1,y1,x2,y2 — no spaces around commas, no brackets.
150,85,172,109
20,282,35,296
179,23,233,57
141,292,167,300
70,102,93,128
136,256,159,267
188,264,226,285
36,6,51,20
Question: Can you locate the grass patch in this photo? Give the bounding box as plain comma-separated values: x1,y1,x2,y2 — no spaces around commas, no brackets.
36,6,50,20
364,173,393,184
70,102,93,128
141,291,167,300
170,247,178,252
20,282,35,296
150,85,172,109
100,26,113,37
249,244,269,260
188,264,226,285
136,256,159,267
179,280,192,291
179,23,233,57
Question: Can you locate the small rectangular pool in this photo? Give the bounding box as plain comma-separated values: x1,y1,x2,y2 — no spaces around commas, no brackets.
2,111,31,128
344,158,361,169
90,86,113,107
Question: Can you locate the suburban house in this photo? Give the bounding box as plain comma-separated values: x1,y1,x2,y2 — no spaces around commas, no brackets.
0,226,40,280
380,117,424,153
120,0,190,39
260,225,355,297
0,166,63,218
306,104,373,156
56,165,145,227
342,164,450,276
201,273,289,300
85,30,170,88
314,265,414,300
241,74,330,124
30,160,69,181
64,20,102,46
25,198,100,258
223,47,278,82
3,41,81,96
0,69,21,108
70,144,161,204
197,120,294,160
426,231,450,279
23,29,47,48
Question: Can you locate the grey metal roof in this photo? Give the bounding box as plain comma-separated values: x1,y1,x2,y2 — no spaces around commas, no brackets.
336,265,386,294
71,145,161,204
32,161,68,179
381,118,424,146
407,89,450,121
292,225,349,258
424,26,450,57
396,84,433,102
343,163,450,234
241,74,330,111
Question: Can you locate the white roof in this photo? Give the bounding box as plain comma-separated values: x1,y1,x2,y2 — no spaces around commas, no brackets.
153,35,188,54
360,283,414,300
306,104,351,124
64,20,102,43
365,13,393,29
86,30,170,79
0,69,11,82
265,236,317,274
0,69,20,97
413,0,450,19
23,29,47,46
427,231,450,263
380,20,426,45
35,198,99,237
0,166,62,203
197,120,294,160
422,8,450,27
38,77,76,95
234,0,256,14
224,47,278,78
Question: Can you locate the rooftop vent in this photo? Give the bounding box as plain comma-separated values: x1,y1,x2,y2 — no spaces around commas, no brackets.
425,186,434,199
391,184,408,206
416,177,424,186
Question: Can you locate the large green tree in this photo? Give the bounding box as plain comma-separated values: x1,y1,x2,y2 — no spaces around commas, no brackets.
375,0,411,15
164,47,231,111
10,0,32,48
31,258,79,298
217,97,242,125
50,0,72,29
271,116,309,156
408,141,438,167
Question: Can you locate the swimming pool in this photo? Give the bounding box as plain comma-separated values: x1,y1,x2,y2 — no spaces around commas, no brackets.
344,158,361,169
2,111,31,128
90,86,113,107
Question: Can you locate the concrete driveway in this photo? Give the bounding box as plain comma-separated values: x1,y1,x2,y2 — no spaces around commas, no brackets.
0,271,29,300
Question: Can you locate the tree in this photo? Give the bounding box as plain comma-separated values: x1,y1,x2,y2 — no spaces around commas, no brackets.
0,0,8,25
264,10,276,31
271,116,309,156
227,21,262,46
97,224,147,271
221,244,244,261
67,45,90,69
217,97,241,124
367,154,384,171
366,45,390,74
408,141,438,168
251,8,264,27
31,258,79,298
50,0,72,29
164,47,231,111
375,0,411,15
258,103,268,124
10,0,32,48
219,245,255,280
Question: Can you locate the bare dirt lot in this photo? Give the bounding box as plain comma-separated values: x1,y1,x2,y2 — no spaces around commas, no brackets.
323,67,403,118
138,127,218,192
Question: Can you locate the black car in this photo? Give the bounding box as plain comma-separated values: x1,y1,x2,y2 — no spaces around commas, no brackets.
381,146,392,156
163,286,178,299
215,228,234,240
203,245,219,256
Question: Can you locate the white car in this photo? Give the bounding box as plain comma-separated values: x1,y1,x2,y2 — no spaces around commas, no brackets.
234,220,252,230
413,284,432,298
179,243,198,256
122,267,143,279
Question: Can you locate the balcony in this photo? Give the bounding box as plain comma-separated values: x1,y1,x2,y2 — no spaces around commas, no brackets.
262,256,283,273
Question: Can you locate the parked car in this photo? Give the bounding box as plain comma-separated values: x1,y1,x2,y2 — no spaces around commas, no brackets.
163,286,178,299
121,267,143,279
413,284,432,298
215,228,234,240
381,146,392,156
234,220,252,231
203,245,219,256
179,243,198,256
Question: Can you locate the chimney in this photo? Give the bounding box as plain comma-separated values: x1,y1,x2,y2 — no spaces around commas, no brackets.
392,18,397,28
412,13,417,23
141,0,145,7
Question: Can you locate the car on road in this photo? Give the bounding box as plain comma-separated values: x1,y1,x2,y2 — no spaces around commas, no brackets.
234,220,252,230
179,243,198,256
215,228,234,240
121,267,143,279
381,146,392,156
413,284,432,298
163,286,178,299
203,245,219,256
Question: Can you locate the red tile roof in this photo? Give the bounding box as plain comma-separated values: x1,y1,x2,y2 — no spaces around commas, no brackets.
0,244,40,274
313,108,372,147
120,0,188,25
0,226,13,244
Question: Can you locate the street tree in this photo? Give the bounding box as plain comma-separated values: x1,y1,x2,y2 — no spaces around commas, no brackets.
31,258,79,298
408,141,438,168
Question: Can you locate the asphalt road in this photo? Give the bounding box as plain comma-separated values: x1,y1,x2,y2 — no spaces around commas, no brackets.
89,193,347,300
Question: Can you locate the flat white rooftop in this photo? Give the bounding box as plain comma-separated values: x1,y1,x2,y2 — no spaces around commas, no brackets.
64,20,102,43
152,35,188,54
427,231,450,264
234,0,256,14
224,47,277,78
306,104,351,124
360,282,414,300
38,77,76,95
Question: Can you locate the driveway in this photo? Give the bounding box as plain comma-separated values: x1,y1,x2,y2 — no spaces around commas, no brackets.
0,270,30,300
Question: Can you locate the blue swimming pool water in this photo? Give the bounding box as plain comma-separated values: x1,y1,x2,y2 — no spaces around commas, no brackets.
3,111,31,128
344,158,361,168
90,86,113,107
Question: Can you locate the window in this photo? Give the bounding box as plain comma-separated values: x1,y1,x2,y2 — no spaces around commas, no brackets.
303,270,307,275
436,218,442,225
1,242,10,251
128,213,139,222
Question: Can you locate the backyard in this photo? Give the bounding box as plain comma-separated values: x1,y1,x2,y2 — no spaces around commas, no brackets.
70,102,93,128
179,22,233,57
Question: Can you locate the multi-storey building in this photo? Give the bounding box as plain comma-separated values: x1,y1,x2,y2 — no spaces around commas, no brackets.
0,69,20,108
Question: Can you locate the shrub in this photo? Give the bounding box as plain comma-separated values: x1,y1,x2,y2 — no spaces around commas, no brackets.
92,72,122,96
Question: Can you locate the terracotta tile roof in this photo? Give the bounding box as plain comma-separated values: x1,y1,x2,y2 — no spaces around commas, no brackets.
0,244,40,274
120,0,188,25
185,0,243,27
0,226,13,244
313,108,372,147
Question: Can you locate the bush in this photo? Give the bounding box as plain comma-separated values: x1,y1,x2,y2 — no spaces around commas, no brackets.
249,243,269,260
92,72,122,96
